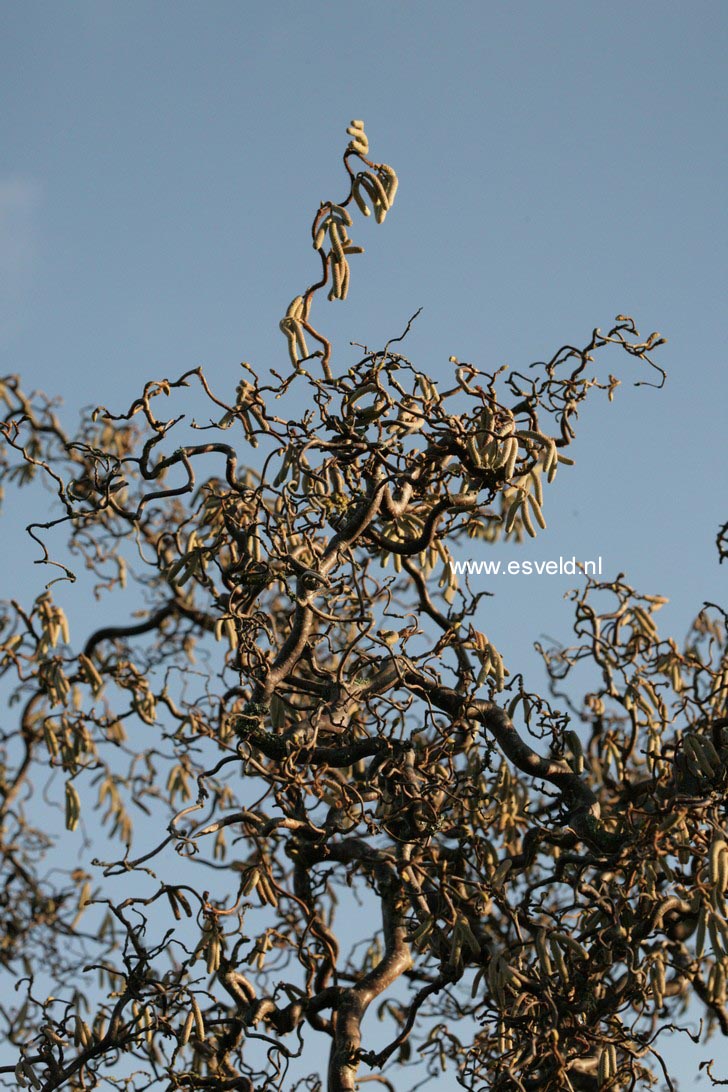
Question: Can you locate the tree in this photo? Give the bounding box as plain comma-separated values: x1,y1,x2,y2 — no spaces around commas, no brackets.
0,120,725,1092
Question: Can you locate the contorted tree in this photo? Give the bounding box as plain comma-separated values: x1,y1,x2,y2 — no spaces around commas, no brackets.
0,122,726,1092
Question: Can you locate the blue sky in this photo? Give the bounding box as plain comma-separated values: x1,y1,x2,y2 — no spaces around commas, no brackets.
2,1,727,1086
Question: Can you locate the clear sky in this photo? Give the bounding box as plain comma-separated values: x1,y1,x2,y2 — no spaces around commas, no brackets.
2,1,727,1086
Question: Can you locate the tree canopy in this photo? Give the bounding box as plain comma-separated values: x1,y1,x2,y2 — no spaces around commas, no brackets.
1,121,726,1092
